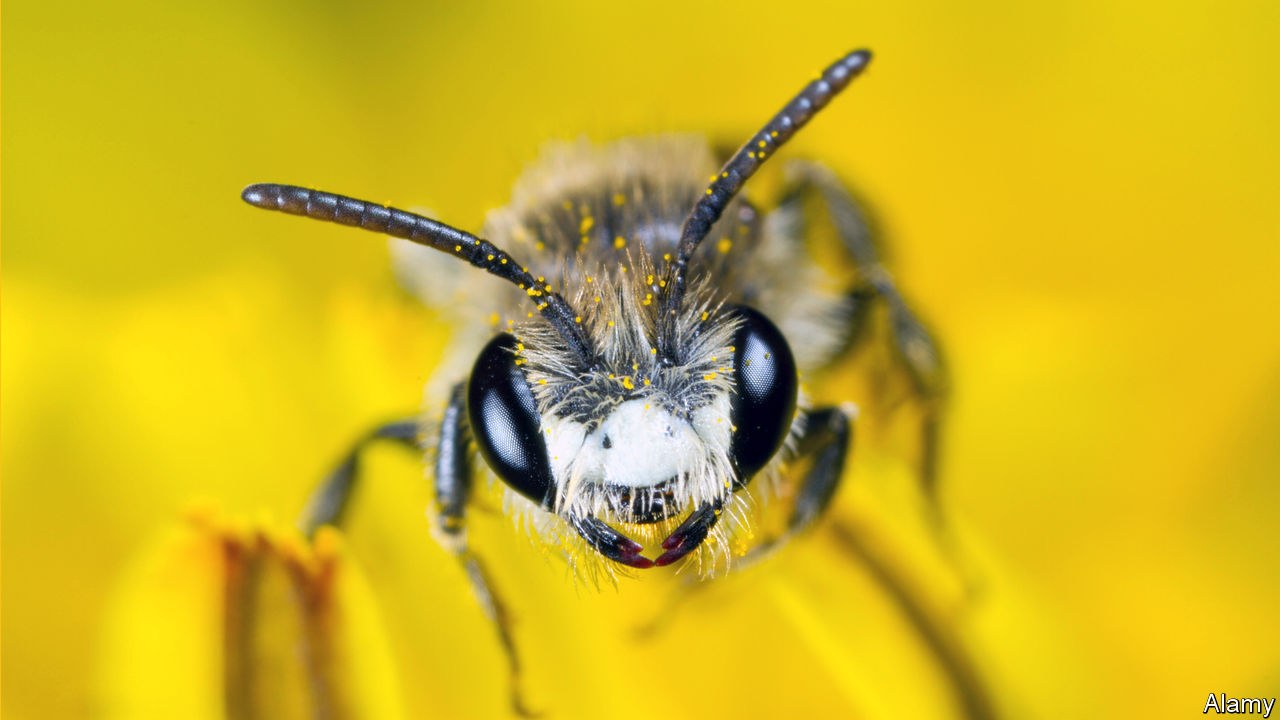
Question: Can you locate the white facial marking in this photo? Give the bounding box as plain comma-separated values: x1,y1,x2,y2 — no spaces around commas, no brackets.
544,418,587,483
691,392,733,453
574,400,702,488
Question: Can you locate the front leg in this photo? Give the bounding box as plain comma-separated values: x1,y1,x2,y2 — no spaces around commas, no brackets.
747,405,855,564
430,383,537,717
298,419,420,536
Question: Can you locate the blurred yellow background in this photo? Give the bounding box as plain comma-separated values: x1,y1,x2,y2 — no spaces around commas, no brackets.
4,1,1278,718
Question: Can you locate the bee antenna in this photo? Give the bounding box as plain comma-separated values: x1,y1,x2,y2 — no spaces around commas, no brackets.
241,183,597,366
659,48,873,361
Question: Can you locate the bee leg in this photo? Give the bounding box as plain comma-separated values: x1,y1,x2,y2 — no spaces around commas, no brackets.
431,384,538,718
298,419,421,536
784,161,947,501
786,164,984,596
746,405,855,566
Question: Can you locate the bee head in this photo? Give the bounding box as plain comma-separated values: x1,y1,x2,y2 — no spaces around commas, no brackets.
241,49,871,568
467,261,797,565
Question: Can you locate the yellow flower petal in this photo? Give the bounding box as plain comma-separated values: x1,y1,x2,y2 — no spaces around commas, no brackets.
98,508,404,720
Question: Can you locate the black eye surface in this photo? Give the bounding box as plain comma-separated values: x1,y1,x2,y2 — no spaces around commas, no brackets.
729,306,798,483
467,334,555,508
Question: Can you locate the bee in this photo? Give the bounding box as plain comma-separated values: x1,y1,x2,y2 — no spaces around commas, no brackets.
242,48,944,714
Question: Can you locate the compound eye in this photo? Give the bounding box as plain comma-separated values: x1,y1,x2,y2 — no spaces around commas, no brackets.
467,334,555,508
729,306,799,481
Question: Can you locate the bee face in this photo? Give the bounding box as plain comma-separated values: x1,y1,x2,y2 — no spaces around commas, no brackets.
468,297,798,557
242,49,875,571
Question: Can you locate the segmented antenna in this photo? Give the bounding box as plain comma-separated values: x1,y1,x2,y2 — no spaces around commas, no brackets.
659,49,873,361
241,184,595,366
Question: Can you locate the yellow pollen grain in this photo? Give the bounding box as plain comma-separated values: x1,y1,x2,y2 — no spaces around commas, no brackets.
517,342,525,351
770,130,778,138
580,216,594,233
500,258,508,264
663,253,672,261
594,296,601,303
620,266,627,273
643,378,651,386
704,372,717,381
538,276,545,282
538,379,547,385
613,236,626,249
538,302,548,310
729,346,736,352
650,348,657,355
646,274,654,285
659,280,666,288
717,237,732,254
545,284,553,292
527,312,534,318
454,245,462,252
613,193,626,206
711,356,718,362
632,362,639,371
535,241,545,251
575,316,582,323
748,151,756,159
701,311,709,321
705,188,713,195
758,139,767,148
608,373,615,379
607,320,615,328
621,376,635,390
488,313,499,325
486,254,495,261
721,171,728,178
